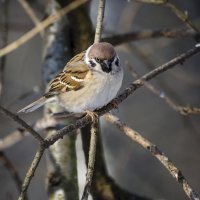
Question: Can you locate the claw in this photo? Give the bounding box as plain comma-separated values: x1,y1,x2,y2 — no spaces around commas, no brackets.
85,110,98,122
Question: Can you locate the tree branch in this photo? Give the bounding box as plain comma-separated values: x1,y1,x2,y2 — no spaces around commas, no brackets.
132,0,199,33
103,28,200,46
0,151,22,193
126,62,200,115
94,0,106,43
0,0,88,58
17,0,43,37
81,121,99,200
0,105,45,144
104,113,199,200
18,146,45,200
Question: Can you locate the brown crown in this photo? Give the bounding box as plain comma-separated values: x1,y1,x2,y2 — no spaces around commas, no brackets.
88,42,116,60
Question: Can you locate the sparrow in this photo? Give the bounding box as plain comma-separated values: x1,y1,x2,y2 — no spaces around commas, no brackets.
18,42,123,119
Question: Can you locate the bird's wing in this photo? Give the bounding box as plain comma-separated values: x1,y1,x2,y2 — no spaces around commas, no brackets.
45,52,89,97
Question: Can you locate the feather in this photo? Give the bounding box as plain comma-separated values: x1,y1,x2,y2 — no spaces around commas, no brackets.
18,96,55,113
48,52,89,93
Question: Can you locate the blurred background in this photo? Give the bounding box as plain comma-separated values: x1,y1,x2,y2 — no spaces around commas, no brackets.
0,0,200,199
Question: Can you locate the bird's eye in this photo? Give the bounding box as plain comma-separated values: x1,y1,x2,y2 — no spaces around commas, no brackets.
95,58,101,63
115,58,119,66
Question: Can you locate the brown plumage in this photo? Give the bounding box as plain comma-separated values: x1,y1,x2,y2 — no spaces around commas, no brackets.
47,52,89,94
88,42,116,60
18,42,123,114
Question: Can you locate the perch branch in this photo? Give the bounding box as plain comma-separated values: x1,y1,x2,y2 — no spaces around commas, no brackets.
17,0,43,37
0,151,22,193
0,0,88,58
104,113,199,200
126,62,200,115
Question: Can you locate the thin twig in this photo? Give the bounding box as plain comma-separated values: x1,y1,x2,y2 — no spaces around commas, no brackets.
0,105,45,144
94,0,106,43
0,116,59,151
104,113,199,200
46,44,200,147
103,28,200,46
81,121,98,200
18,146,45,200
17,0,43,37
0,151,22,193
133,0,199,32
126,62,200,115
0,0,88,58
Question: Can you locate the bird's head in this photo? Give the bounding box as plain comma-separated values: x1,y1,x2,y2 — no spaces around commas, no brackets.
85,42,120,74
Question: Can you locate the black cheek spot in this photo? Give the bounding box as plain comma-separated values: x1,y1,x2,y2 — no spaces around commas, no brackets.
89,60,96,67
115,58,119,66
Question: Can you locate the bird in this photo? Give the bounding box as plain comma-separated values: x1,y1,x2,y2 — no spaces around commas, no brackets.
18,42,123,119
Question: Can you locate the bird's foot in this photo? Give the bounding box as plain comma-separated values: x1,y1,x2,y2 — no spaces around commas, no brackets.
85,110,99,122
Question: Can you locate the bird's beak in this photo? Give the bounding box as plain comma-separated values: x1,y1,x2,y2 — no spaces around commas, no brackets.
101,61,111,73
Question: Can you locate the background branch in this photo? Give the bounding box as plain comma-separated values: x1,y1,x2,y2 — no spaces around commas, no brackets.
17,0,43,37
94,0,106,43
0,0,87,58
133,0,199,32
0,151,22,193
126,62,200,115
103,28,200,46
104,113,199,200
18,146,45,200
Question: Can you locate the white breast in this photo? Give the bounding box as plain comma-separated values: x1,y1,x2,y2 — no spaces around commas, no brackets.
58,68,123,113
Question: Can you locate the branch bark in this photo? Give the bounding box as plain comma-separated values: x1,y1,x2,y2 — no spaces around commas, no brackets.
103,28,200,46
104,113,199,200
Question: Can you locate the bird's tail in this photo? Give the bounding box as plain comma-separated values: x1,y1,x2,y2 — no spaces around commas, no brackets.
18,96,55,113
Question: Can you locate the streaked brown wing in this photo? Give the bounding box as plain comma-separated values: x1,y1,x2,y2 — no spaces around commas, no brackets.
47,52,89,95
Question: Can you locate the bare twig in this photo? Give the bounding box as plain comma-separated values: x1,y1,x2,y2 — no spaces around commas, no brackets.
46,44,200,147
0,116,59,151
81,121,99,200
132,0,199,32
0,105,45,144
94,0,106,43
0,0,88,58
17,0,43,37
126,62,200,115
0,151,22,193
104,113,199,200
18,146,45,200
103,28,200,46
